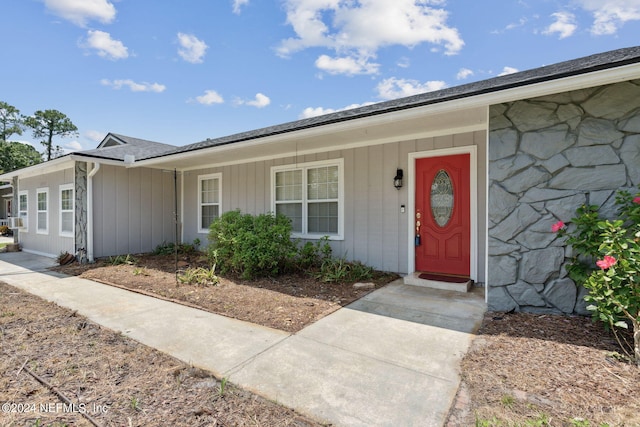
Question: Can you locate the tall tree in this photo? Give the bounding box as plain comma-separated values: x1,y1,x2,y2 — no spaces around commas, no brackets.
0,101,25,142
0,141,42,173
24,109,78,161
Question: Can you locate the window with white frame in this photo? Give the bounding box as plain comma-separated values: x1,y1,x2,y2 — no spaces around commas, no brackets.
272,159,343,239
36,188,48,234
18,190,28,231
198,173,221,233
59,184,74,237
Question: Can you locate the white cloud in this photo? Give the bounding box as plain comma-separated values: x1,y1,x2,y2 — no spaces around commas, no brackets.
238,93,271,108
44,0,116,27
574,0,640,35
543,11,577,39
233,0,250,14
83,30,129,60
300,101,376,119
177,33,208,64
315,54,380,75
85,130,106,143
195,90,224,105
456,68,474,80
101,79,166,93
397,57,411,68
65,140,83,151
277,0,464,76
498,66,519,76
376,77,447,100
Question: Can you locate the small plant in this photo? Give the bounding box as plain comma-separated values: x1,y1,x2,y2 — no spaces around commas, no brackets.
554,186,640,365
108,254,137,266
315,257,374,283
500,394,514,408
178,266,219,287
130,396,141,411
218,376,228,397
153,241,198,256
0,225,9,235
297,236,332,269
132,267,149,276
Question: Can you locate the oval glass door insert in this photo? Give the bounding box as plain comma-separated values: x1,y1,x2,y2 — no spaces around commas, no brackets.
430,169,454,227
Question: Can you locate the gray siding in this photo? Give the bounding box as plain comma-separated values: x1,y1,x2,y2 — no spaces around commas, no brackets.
93,165,178,257
183,130,487,277
17,168,75,257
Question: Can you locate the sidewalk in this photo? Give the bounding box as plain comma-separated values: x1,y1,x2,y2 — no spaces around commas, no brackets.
0,252,486,426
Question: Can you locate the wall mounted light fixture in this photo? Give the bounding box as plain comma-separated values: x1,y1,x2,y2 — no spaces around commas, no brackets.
394,168,403,190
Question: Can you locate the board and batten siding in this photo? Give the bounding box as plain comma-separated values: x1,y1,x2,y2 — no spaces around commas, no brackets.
17,168,75,257
92,165,179,258
182,130,487,277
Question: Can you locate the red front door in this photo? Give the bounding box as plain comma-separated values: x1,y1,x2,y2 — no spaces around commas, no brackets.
415,154,470,276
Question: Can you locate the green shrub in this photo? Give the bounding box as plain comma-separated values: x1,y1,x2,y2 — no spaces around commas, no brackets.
208,210,298,279
0,225,9,235
554,186,640,365
315,258,374,283
153,241,198,256
297,237,332,269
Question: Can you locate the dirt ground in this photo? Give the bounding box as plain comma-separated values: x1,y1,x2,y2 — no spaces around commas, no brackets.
448,312,640,427
52,253,399,333
3,253,639,426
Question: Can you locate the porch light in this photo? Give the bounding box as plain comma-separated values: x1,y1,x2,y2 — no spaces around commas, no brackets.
394,168,403,190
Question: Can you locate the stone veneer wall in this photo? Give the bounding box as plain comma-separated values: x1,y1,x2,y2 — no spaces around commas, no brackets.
487,80,640,314
75,162,87,257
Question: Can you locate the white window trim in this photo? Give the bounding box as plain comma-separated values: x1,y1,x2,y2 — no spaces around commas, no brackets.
36,187,49,235
197,173,222,234
59,183,74,238
271,158,344,240
18,190,28,232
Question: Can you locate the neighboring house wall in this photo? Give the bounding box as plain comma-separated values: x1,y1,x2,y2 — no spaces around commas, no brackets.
487,80,640,314
17,168,75,257
183,130,487,277
92,164,179,257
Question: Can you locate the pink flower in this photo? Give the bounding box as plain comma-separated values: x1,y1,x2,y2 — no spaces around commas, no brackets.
551,221,565,233
633,196,640,204
596,255,617,270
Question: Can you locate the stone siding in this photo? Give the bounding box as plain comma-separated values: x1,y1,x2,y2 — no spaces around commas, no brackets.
487,80,640,314
75,162,87,258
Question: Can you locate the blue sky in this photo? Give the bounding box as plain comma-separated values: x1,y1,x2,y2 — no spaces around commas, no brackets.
2,0,640,154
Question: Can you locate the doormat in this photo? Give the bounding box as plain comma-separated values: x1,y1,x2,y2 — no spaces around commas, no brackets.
418,273,470,283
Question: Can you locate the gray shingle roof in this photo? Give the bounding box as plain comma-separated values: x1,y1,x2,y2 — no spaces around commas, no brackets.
77,133,177,161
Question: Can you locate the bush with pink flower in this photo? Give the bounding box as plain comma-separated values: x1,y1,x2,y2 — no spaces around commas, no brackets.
555,187,640,365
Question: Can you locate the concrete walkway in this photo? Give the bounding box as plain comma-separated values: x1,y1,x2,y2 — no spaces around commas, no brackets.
0,252,486,427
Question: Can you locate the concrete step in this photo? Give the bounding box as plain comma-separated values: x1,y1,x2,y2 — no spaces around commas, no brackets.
403,272,472,293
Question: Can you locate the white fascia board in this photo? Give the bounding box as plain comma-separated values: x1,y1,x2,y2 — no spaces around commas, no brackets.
0,155,128,180
132,62,640,170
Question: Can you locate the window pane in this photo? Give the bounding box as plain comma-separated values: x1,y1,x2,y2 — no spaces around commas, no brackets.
37,192,47,210
201,205,219,230
275,170,302,201
61,189,73,210
201,178,219,204
308,202,338,233
19,195,27,210
308,166,338,200
37,212,47,231
61,212,73,233
276,203,302,233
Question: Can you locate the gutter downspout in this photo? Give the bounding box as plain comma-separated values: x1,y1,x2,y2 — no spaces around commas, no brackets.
87,162,100,262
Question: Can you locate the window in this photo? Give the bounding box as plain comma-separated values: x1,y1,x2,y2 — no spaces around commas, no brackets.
198,173,221,233
272,159,343,239
36,188,48,234
18,191,28,231
59,184,74,237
